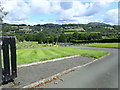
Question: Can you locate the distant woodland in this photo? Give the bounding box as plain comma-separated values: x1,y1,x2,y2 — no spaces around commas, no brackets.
2,22,120,43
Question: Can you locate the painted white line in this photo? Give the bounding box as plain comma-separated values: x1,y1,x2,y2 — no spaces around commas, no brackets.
23,53,110,88
17,55,81,68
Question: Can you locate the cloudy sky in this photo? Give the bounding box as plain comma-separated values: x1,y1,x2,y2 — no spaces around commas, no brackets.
1,0,119,25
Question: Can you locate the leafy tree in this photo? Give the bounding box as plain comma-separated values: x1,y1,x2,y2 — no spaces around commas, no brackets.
25,34,36,41
16,34,25,42
54,35,59,43
36,32,46,44
58,34,67,42
0,3,8,22
72,31,79,40
46,35,54,43
66,34,73,42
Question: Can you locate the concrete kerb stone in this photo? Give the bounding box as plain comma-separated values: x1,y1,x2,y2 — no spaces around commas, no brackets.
23,53,110,88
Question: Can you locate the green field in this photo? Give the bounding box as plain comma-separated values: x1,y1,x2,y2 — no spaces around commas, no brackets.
64,32,100,35
64,28,85,32
64,32,86,34
77,43,119,48
17,47,109,65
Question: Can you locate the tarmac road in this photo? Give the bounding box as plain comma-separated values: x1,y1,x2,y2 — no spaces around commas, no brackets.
2,49,95,88
41,47,119,88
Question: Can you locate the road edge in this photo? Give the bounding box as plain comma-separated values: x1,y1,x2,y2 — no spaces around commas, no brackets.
23,53,110,88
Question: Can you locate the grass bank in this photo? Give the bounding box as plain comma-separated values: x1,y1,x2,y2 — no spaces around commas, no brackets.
75,43,119,48
17,47,109,65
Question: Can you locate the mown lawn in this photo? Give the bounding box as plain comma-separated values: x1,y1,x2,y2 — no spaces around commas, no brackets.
17,47,109,65
77,43,119,48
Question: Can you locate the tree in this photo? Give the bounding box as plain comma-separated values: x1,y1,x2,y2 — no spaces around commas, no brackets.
46,35,54,43
36,32,46,44
89,33,102,40
25,34,35,41
54,35,59,43
66,34,73,42
0,3,8,35
58,34,67,42
72,31,79,40
0,3,8,22
16,34,25,42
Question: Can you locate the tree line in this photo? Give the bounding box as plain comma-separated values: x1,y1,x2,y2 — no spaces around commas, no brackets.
2,23,120,43
4,31,119,44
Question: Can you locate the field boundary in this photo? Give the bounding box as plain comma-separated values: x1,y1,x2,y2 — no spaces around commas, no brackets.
23,53,110,88
75,46,120,49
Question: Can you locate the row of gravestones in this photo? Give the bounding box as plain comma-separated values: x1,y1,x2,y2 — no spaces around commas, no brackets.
16,43,54,49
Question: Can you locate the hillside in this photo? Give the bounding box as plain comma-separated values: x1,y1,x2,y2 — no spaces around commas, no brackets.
1,23,119,43
2,23,120,34
88,22,107,25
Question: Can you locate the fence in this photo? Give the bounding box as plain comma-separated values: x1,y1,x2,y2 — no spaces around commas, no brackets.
0,36,17,85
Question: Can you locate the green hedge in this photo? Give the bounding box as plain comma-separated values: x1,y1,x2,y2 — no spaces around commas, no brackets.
70,39,120,43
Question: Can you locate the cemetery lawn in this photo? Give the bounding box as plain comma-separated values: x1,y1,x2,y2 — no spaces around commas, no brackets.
76,43,119,48
17,47,109,65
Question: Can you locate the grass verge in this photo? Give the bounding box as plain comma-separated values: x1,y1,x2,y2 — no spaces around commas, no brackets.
17,47,109,65
75,43,119,48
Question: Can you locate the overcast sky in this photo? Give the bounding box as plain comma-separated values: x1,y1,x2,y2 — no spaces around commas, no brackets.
1,0,119,25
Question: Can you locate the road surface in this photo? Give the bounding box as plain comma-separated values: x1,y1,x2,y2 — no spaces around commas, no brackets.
40,47,119,88
2,51,94,88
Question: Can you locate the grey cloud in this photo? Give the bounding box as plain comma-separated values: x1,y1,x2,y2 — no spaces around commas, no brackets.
56,19,76,23
84,0,114,16
60,2,73,10
84,2,105,16
104,9,118,24
85,4,100,16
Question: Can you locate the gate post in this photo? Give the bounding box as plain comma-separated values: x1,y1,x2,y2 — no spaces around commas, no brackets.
0,36,17,85
0,37,2,85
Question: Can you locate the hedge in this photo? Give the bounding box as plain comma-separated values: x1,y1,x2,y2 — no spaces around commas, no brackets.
70,39,120,43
